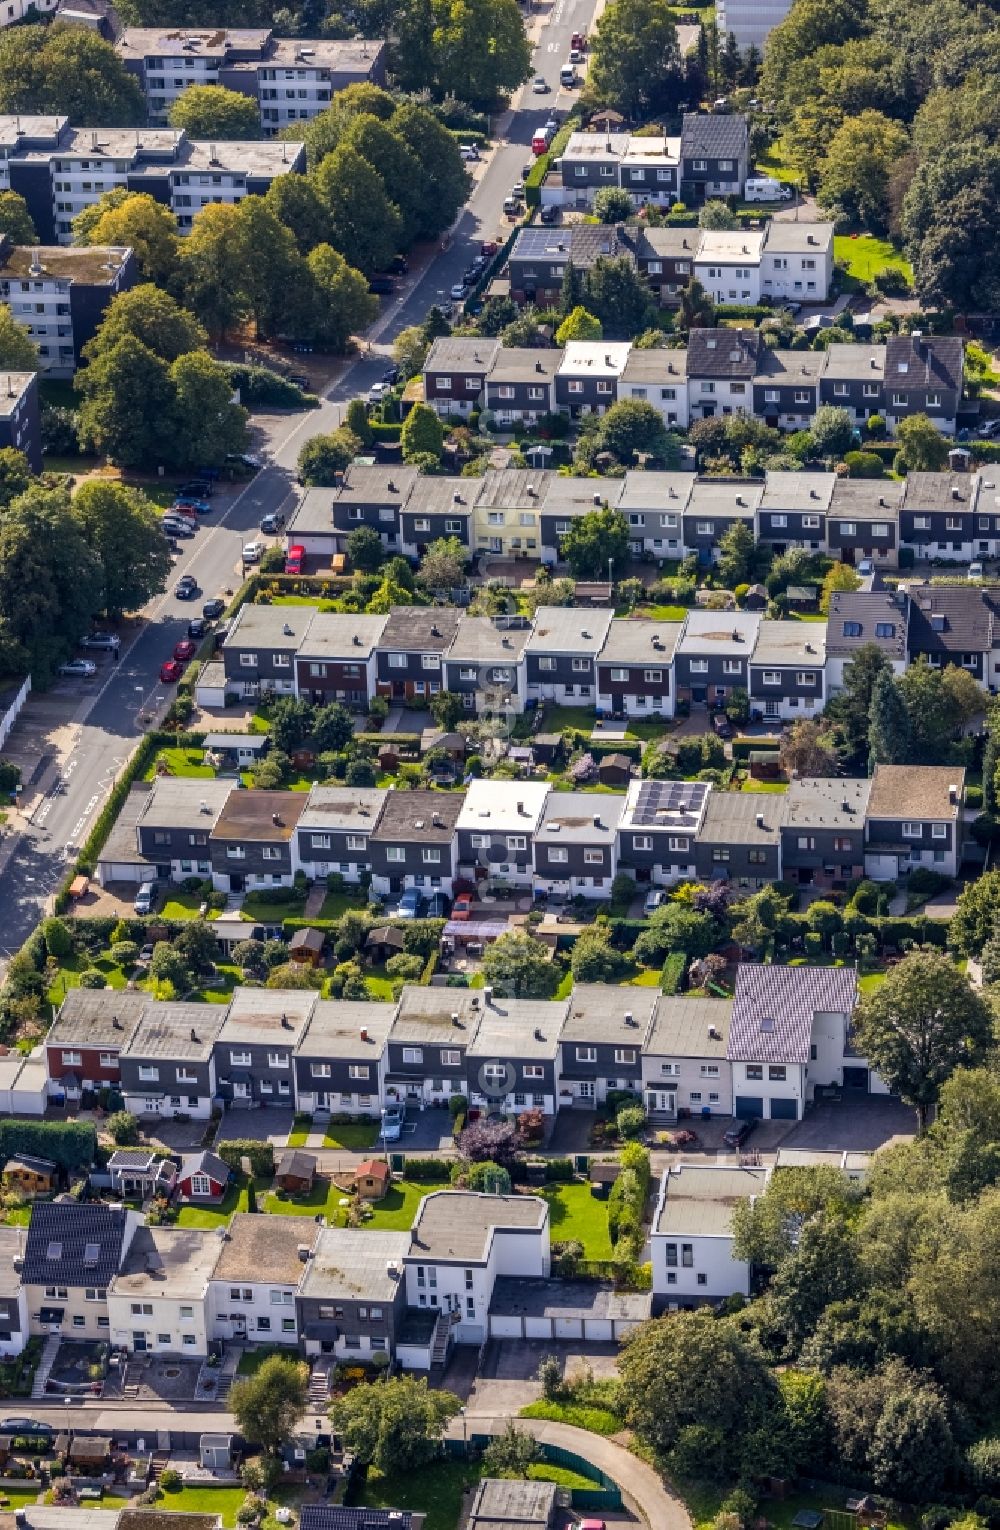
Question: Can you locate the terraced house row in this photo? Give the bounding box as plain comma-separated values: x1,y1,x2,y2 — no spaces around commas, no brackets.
97,763,966,908
42,962,882,1124
422,330,964,436
284,462,986,571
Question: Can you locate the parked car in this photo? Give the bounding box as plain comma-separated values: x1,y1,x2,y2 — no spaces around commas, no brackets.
643,887,666,915
80,632,120,652
179,480,213,498
203,598,226,620
133,885,156,916
452,891,474,920
260,511,286,534
723,1119,757,1149
242,540,264,564
187,618,207,639
175,575,198,599
160,658,183,683
173,639,196,662
58,659,97,678
396,887,425,919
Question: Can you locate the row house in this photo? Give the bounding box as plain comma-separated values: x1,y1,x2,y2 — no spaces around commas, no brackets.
115,28,386,133
0,241,136,377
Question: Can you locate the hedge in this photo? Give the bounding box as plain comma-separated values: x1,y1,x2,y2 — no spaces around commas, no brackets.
0,1119,96,1172
218,1139,275,1178
660,951,687,993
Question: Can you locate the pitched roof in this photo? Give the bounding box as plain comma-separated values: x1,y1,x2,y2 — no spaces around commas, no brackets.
23,1202,130,1288
729,962,857,1064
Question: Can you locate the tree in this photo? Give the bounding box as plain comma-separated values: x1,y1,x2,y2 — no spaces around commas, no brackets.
312,702,354,753
598,398,676,463
818,111,910,230
820,561,861,613
84,285,206,368
0,22,145,125
170,351,248,470
894,413,949,473
177,203,250,340
854,948,994,1130
417,536,469,594
346,525,385,574
584,256,655,337
678,279,715,331
561,505,629,579
810,404,855,458
867,670,912,767
947,867,1000,957
312,144,403,279
298,428,362,485
72,481,172,619
168,84,261,139
779,719,839,778
587,0,683,118
0,485,103,682
699,199,740,230
717,521,756,587
330,1375,461,1475
400,403,445,464
0,192,35,245
80,193,179,285
393,0,532,107
481,932,560,998
593,186,634,224
0,305,38,372
230,1355,308,1457
555,306,603,344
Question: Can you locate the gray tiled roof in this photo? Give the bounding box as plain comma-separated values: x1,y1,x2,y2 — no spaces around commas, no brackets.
729,962,857,1064
23,1202,130,1288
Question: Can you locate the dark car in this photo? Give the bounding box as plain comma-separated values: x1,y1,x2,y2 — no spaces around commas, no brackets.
368,275,395,295
179,480,213,498
187,617,207,639
175,576,198,600
202,598,226,620
723,1119,757,1150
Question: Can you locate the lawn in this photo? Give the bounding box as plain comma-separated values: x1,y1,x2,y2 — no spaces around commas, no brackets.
156,1485,249,1525
323,1118,380,1150
835,233,913,285
145,748,216,780
520,1398,621,1435
740,779,789,793
353,1459,480,1530
540,1180,614,1260
175,1176,253,1228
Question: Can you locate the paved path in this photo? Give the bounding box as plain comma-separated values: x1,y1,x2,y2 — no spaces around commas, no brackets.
446,1413,689,1530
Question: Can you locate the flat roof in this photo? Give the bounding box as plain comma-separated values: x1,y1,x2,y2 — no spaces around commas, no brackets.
407,1190,547,1263
212,1213,318,1285
655,1163,768,1237
112,1225,221,1299
646,996,730,1058
562,983,657,1045
297,1000,395,1059
299,1227,409,1302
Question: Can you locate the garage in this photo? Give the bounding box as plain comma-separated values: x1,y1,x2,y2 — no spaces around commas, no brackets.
554,1317,583,1340
769,1098,799,1120
734,1096,763,1119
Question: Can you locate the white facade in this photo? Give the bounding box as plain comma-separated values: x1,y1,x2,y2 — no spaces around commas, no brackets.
651,1164,769,1304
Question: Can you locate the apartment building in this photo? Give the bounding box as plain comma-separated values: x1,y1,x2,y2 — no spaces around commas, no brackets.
116,29,386,132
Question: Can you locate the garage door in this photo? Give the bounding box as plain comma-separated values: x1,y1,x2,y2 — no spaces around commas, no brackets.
554,1317,584,1340
734,1096,763,1119
524,1316,553,1340
769,1098,798,1120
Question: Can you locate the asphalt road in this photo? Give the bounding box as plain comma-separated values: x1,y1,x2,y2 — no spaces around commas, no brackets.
0,0,598,954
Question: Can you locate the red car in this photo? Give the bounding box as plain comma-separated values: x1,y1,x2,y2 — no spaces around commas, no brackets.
159,659,183,683
452,892,474,920
173,639,196,662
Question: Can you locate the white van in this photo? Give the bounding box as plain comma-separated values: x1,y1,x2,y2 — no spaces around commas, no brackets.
559,62,577,87
744,175,791,202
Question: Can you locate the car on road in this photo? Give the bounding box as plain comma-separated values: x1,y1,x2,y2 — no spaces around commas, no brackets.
173,497,211,516
173,639,196,662
133,884,156,916
202,598,226,619
396,887,425,919
162,516,195,538
58,659,97,679
539,204,558,224
460,143,480,160
187,618,207,639
723,1119,758,1150
175,575,198,599
260,512,286,534
532,74,548,91
242,540,264,564
80,632,120,652
159,658,183,682
179,480,213,498
452,891,474,920
643,887,666,915
449,282,467,300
